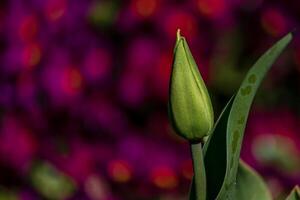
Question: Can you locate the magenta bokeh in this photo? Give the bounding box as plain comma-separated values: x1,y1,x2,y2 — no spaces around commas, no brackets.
0,0,300,199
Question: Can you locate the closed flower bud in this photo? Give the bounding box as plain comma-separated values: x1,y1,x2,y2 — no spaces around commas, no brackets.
168,30,214,142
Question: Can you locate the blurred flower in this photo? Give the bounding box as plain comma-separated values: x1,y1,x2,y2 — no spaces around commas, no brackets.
150,165,178,189
83,48,112,83
161,9,198,41
41,50,83,105
18,14,39,43
44,0,67,22
242,109,300,188
84,174,112,200
181,159,193,180
108,159,132,183
21,42,42,69
196,0,227,19
0,116,37,172
130,0,161,19
253,134,300,176
261,8,288,37
3,41,42,74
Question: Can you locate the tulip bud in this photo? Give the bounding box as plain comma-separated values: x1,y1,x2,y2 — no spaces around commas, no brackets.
168,30,214,142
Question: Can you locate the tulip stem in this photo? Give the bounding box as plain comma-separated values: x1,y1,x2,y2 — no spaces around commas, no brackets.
190,142,206,200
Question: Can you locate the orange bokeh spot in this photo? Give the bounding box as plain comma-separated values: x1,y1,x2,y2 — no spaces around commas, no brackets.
181,160,193,180
62,68,83,95
197,0,226,18
150,166,178,189
45,0,66,21
19,15,38,42
132,0,159,18
108,160,132,183
22,43,41,69
261,8,286,37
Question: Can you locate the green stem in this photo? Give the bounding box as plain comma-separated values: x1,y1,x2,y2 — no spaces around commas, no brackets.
190,142,206,200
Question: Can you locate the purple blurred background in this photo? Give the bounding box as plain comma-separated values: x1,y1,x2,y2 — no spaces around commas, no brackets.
0,0,300,199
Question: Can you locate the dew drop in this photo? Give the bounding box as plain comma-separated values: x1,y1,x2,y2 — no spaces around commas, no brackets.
241,85,252,96
248,74,257,83
237,116,245,124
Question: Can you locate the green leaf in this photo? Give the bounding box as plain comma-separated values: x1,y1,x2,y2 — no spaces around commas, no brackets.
202,96,235,200
286,186,300,200
169,30,214,142
189,33,292,200
235,160,272,200
218,32,292,199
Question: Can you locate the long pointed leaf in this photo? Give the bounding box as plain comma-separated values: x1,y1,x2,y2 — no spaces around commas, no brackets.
217,33,292,199
189,33,292,200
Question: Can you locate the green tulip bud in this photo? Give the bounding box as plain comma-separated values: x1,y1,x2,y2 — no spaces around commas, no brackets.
168,30,214,142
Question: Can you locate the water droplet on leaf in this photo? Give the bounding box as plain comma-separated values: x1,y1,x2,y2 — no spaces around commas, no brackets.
248,74,257,83
237,116,245,124
241,85,252,96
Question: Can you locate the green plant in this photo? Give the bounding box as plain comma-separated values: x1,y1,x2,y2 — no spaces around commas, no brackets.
168,30,298,200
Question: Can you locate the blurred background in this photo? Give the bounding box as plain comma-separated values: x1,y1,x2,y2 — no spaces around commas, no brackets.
0,0,300,199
